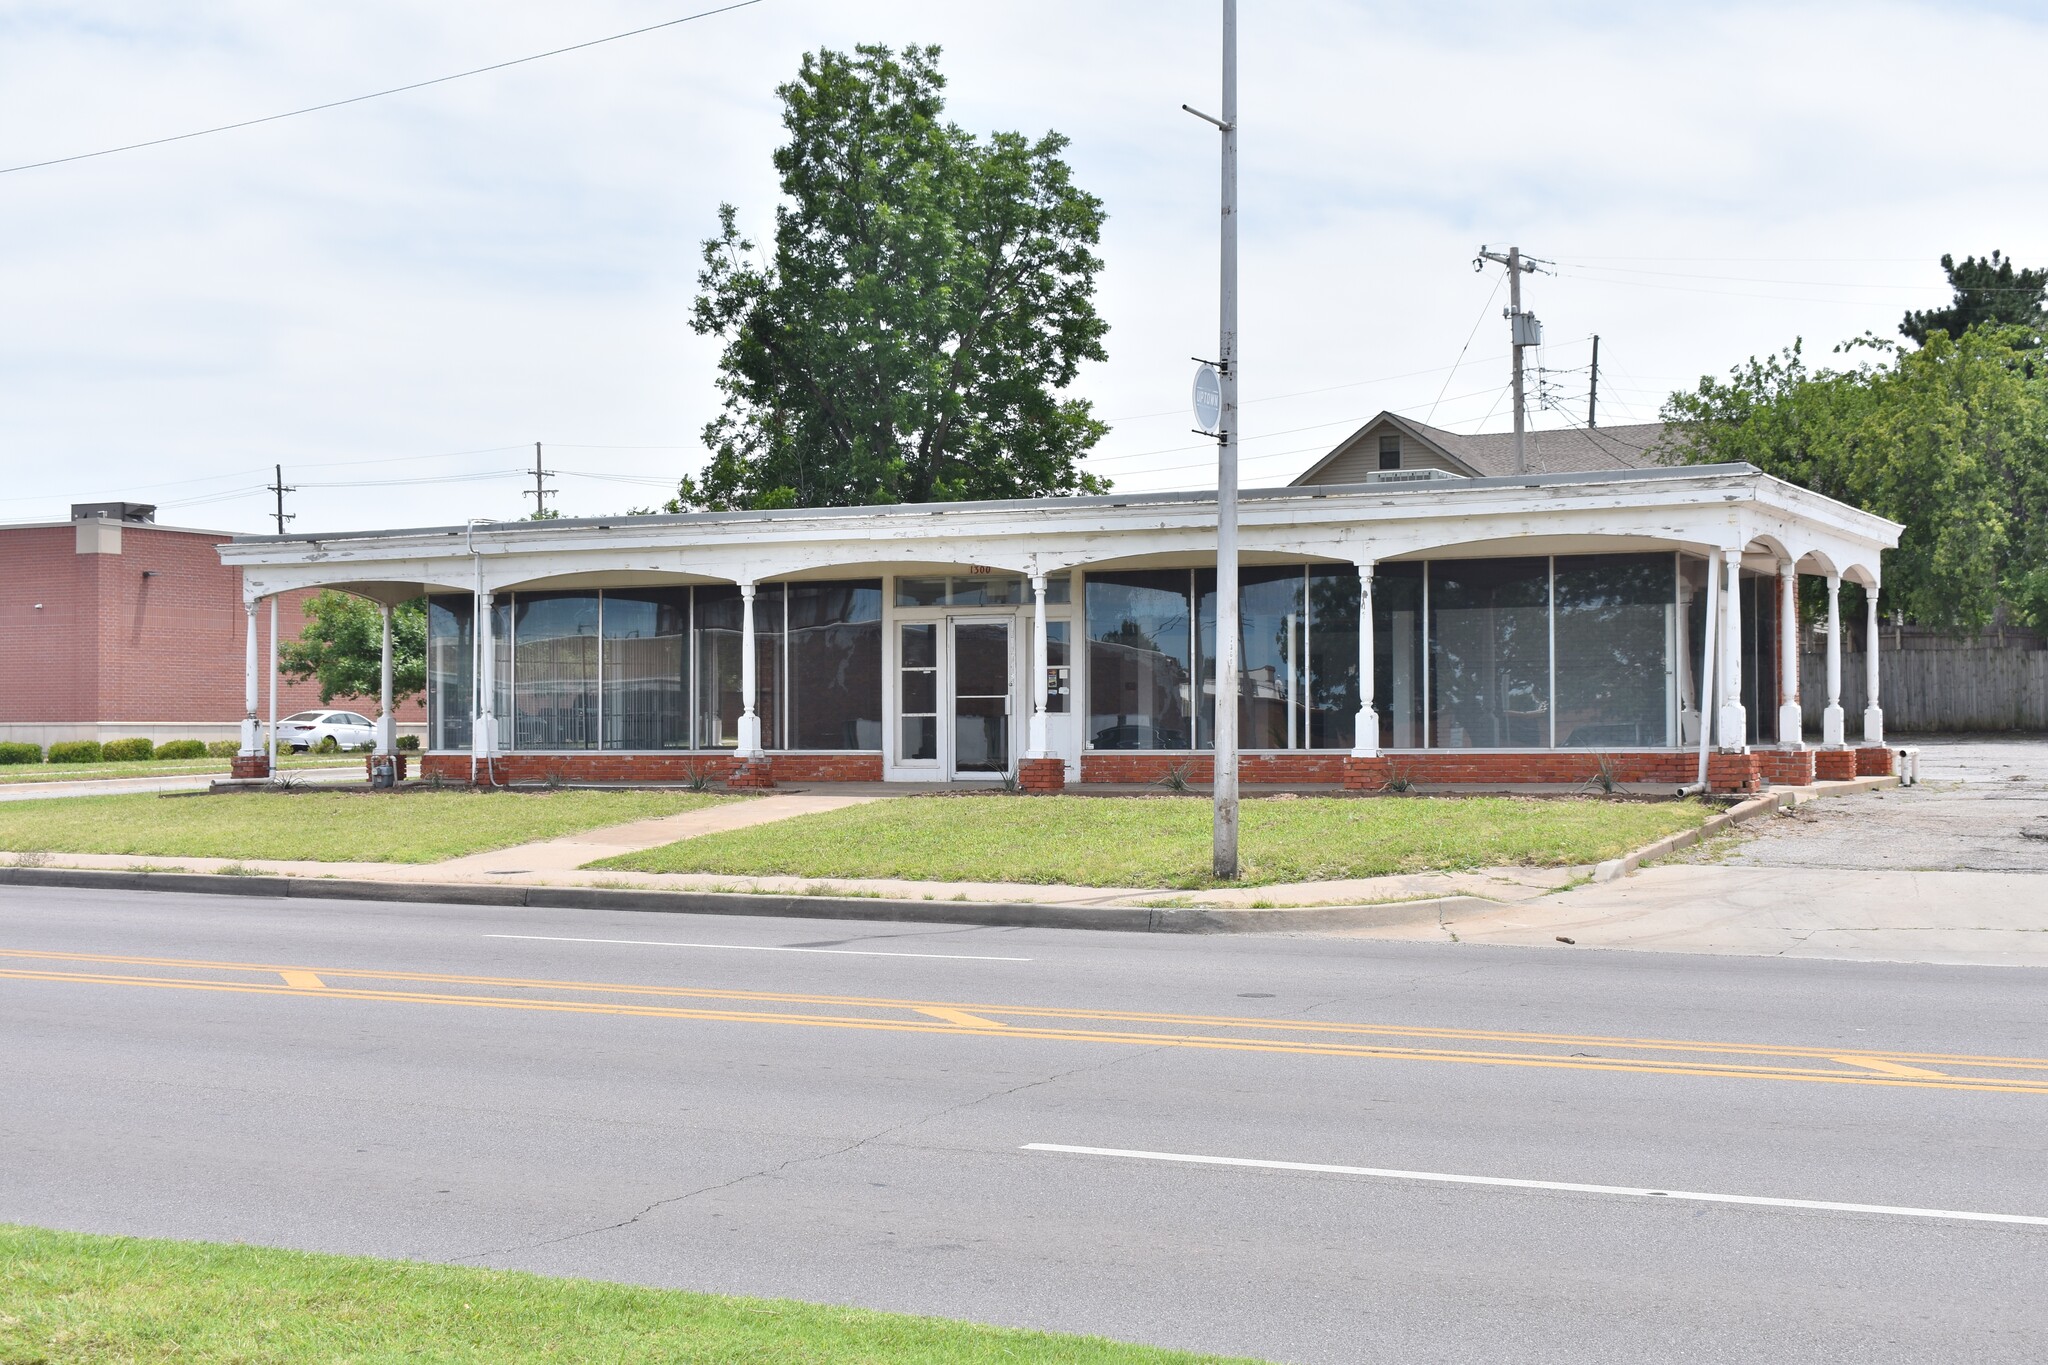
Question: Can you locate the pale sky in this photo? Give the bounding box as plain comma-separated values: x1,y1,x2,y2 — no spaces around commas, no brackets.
4,0,2045,534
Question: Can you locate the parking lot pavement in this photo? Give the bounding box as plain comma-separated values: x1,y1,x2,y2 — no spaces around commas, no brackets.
1360,734,2048,966
1683,735,2048,874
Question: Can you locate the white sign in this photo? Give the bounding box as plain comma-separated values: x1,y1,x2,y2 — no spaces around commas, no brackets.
1192,364,1221,433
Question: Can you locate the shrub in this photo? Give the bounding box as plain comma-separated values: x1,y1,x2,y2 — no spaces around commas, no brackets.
396,734,421,752
155,739,207,760
102,738,154,762
47,741,104,764
0,742,42,765
314,735,341,754
205,740,241,758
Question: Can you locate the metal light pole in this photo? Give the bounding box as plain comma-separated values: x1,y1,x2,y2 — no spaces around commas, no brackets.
1186,0,1240,878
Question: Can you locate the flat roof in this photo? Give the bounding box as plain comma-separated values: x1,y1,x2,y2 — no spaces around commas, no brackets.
227,462,1766,548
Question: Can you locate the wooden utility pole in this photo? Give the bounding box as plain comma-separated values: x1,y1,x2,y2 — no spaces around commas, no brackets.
1474,246,1542,472
268,464,294,534
1588,334,1600,429
524,442,554,517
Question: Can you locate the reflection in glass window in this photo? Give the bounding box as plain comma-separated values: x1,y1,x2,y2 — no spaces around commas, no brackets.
787,580,882,750
512,593,599,750
1197,567,1308,750
1087,571,1192,750
426,595,472,751
694,586,781,749
1554,554,1676,748
950,575,1024,606
1429,559,1551,749
602,589,688,750
1308,565,1362,751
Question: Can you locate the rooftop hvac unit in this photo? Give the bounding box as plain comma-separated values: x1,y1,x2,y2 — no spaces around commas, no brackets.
1511,311,1543,348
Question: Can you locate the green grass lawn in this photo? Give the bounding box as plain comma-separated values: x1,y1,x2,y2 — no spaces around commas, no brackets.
0,789,727,864
595,793,1709,889
0,754,362,785
0,1225,1255,1364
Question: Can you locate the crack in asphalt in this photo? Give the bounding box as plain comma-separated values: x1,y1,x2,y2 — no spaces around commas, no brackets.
445,1043,1170,1266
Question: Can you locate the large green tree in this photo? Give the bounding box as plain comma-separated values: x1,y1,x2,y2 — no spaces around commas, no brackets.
279,593,428,708
681,44,1110,511
1662,329,2048,630
1900,251,2047,347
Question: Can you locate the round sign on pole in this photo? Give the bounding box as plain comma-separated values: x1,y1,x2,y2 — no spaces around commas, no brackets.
1192,364,1221,433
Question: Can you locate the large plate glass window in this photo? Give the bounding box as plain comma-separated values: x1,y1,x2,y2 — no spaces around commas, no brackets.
426,595,473,750
1553,554,1676,748
787,580,883,750
1429,558,1551,749
511,593,600,750
1086,570,1192,750
602,588,689,750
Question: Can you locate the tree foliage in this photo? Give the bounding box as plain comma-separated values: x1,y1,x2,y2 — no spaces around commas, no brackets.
1662,329,2048,631
278,593,427,708
682,44,1110,511
1900,251,2047,348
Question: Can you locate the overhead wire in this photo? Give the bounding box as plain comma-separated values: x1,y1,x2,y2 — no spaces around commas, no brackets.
0,1,764,176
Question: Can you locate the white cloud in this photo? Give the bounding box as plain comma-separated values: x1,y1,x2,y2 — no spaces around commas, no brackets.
1,0,2043,530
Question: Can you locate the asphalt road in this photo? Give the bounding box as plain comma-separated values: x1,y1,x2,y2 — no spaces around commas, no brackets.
4,886,2045,1363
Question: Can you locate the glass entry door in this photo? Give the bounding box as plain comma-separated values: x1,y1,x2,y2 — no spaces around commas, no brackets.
950,619,1012,777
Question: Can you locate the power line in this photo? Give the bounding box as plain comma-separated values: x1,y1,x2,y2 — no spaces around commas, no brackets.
1425,273,1506,427
0,1,764,176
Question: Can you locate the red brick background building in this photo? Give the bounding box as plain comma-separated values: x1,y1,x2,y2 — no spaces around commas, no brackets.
0,503,421,748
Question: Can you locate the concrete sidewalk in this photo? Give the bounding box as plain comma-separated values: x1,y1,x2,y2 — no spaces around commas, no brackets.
0,766,363,803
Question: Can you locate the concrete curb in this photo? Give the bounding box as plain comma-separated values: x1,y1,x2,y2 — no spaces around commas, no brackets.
0,865,1492,935
1590,775,1901,882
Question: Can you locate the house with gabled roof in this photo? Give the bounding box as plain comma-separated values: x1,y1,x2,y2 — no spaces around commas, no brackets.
1292,412,1670,485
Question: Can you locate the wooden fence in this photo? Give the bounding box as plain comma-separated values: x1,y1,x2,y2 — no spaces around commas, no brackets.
1801,649,2048,732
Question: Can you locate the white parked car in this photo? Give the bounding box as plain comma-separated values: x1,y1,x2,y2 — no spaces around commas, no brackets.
273,710,377,752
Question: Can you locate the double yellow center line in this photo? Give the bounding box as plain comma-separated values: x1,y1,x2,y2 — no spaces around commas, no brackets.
6,946,2047,1095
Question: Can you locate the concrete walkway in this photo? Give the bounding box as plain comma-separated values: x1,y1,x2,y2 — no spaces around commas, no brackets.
432,791,885,875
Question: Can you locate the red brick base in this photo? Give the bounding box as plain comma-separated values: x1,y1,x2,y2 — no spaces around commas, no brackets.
726,757,777,790
1018,757,1066,793
1855,746,1894,777
1343,755,1391,790
1755,748,1815,787
1707,751,1762,794
414,752,882,786
1814,749,1858,781
230,754,269,779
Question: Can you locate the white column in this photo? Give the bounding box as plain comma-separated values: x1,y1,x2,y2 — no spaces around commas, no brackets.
1027,573,1051,759
239,599,261,755
1823,575,1845,746
737,582,761,756
473,590,496,763
1862,582,1884,744
267,596,280,776
377,603,396,755
1776,561,1802,747
1716,548,1747,749
1351,561,1378,757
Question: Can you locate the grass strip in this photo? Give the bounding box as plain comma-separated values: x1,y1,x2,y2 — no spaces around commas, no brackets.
0,755,361,785
596,793,1708,889
0,1225,1256,1364
0,790,726,864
